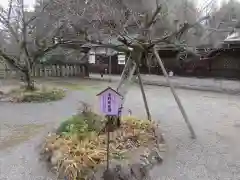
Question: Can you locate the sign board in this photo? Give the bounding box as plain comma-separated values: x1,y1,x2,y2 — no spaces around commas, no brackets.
97,87,122,116
118,54,125,65
89,50,96,64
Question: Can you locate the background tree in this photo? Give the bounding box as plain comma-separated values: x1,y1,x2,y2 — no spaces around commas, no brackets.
0,0,67,90
202,0,240,47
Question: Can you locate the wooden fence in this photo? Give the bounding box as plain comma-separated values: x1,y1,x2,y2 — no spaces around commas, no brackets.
0,64,87,79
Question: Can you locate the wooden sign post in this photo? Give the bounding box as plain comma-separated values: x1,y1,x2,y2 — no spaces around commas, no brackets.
97,87,122,171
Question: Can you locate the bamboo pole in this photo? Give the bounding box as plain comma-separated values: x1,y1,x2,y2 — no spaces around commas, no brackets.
153,47,196,139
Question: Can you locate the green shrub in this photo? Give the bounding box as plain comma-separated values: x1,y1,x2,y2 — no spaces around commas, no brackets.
57,111,104,140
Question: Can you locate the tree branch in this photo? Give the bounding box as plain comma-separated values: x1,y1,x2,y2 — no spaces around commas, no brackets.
25,0,51,26
7,0,13,21
151,15,210,45
20,0,32,65
145,5,162,29
0,14,20,43
34,42,61,60
0,49,24,71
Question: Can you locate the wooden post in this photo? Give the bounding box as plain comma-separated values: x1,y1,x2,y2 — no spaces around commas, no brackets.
68,65,71,76
77,65,80,76
47,66,50,77
39,66,42,77
153,47,196,139
72,65,74,76
43,66,46,77
70,65,73,76
73,65,76,76
109,55,112,82
64,65,67,77
51,66,54,77
80,65,83,76
37,65,40,77
75,65,78,76
68,65,71,77
82,65,85,77
55,65,57,77
59,65,62,77
136,67,152,121
106,116,110,170
67,65,69,77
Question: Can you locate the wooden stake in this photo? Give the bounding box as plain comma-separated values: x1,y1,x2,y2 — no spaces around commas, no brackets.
136,67,152,121
153,47,196,139
106,116,110,170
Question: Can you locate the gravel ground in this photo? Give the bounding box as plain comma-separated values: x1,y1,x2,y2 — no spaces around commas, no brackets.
125,86,240,180
1,80,240,179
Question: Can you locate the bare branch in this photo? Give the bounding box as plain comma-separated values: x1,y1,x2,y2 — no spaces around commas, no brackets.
0,13,19,43
144,5,162,29
25,1,51,26
34,42,61,59
7,0,13,21
0,49,24,71
152,15,210,45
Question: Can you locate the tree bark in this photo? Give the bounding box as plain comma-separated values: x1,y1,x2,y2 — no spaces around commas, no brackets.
23,69,34,91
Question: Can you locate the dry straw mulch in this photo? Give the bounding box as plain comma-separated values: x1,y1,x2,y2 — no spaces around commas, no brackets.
40,115,159,180
5,85,65,103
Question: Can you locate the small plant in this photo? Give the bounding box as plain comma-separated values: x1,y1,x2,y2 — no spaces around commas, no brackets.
57,103,105,139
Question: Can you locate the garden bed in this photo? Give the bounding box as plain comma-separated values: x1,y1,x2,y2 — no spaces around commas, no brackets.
40,107,165,180
3,85,65,103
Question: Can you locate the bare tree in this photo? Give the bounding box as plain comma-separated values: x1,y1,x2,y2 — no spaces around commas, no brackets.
201,0,240,47
50,0,210,138
0,0,68,90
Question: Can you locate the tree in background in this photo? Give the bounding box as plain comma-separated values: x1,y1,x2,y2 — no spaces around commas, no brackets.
202,0,240,47
0,0,68,90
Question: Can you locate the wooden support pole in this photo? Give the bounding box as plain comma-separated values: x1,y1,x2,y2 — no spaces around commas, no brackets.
106,116,110,170
153,47,196,139
117,56,132,90
136,67,152,121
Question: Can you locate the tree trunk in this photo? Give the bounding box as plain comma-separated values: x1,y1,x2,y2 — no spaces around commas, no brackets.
23,69,34,91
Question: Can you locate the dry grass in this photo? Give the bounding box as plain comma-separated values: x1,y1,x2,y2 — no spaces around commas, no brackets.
7,85,65,103
41,116,156,179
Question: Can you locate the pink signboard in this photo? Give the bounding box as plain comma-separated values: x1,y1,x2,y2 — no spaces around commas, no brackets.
97,87,122,116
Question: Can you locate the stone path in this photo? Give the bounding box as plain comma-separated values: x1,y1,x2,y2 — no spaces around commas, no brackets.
1,80,240,179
